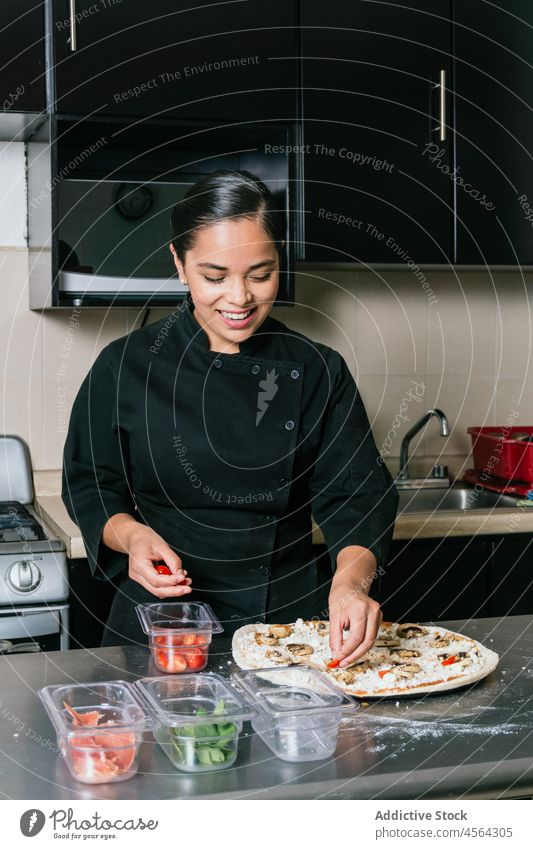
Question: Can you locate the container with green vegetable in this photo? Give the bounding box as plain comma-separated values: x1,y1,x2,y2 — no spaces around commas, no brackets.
134,673,256,773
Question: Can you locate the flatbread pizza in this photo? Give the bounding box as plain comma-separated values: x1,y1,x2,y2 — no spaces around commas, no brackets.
232,618,499,698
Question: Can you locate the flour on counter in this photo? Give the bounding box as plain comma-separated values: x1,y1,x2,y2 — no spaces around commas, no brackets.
340,714,525,744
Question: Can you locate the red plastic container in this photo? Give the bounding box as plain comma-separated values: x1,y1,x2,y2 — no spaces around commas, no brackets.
468,426,533,482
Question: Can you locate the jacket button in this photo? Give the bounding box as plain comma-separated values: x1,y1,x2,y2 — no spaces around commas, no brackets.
284,420,295,431
259,565,270,576
251,364,261,374
290,369,300,380
266,515,276,522
279,477,289,487
213,359,223,369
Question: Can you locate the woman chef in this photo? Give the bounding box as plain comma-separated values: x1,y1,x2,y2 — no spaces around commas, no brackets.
62,170,398,668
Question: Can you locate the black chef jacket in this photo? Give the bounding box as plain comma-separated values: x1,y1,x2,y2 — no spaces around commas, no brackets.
62,301,398,646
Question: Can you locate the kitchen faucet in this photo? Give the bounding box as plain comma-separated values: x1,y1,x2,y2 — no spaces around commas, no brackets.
397,408,450,488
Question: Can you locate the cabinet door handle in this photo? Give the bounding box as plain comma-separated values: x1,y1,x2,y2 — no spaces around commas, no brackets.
439,69,446,141
69,0,77,52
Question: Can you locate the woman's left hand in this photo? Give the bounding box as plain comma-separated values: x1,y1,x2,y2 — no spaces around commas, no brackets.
328,581,383,668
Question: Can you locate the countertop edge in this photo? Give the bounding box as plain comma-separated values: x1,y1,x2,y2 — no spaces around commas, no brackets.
35,495,533,563
35,495,84,559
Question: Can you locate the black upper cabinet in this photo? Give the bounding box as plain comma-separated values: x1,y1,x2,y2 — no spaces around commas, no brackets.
49,0,299,122
1,1,46,113
302,0,453,263
454,2,533,264
8,2,532,266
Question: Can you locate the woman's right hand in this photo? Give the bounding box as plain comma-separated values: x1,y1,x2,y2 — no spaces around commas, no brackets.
126,524,192,598
103,514,192,598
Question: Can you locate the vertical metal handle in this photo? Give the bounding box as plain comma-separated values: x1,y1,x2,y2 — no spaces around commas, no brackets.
439,69,446,142
69,0,77,52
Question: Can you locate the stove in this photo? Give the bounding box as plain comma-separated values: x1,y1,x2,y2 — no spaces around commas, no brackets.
0,436,69,651
0,501,48,543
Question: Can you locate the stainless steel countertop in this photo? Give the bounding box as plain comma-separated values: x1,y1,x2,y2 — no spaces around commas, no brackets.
1,616,532,800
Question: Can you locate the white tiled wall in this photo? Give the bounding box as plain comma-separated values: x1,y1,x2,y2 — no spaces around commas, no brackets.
276,266,533,478
2,141,533,479
0,141,142,472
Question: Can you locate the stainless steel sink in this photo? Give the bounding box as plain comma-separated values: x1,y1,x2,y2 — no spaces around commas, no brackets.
397,486,521,514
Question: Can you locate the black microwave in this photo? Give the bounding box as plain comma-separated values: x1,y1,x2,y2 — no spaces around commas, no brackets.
28,115,298,309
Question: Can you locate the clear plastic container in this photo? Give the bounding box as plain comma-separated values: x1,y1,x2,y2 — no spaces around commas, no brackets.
234,666,358,762
39,681,151,784
134,673,255,773
136,601,223,674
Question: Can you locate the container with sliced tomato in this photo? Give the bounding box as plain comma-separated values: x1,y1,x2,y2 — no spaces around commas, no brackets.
136,602,223,674
134,673,256,772
39,681,152,785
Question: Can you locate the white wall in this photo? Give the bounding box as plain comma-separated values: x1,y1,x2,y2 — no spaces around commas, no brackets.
0,141,139,473
276,267,533,479
1,141,532,479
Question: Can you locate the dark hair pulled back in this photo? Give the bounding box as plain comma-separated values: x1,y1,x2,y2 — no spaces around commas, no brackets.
170,169,284,263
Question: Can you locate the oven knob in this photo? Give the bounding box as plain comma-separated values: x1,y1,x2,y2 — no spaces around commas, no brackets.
7,560,42,594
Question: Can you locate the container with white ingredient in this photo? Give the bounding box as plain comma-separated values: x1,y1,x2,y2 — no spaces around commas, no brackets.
233,666,358,762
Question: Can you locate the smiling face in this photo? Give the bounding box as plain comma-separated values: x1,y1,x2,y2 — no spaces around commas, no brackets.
170,216,281,353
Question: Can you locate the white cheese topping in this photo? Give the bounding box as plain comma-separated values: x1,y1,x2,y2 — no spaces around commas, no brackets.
239,621,487,694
